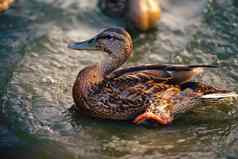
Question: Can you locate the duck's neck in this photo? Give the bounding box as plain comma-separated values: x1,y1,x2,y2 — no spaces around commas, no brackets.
100,54,128,77
76,49,130,91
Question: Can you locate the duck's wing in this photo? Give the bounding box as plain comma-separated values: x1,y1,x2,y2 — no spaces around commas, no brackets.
85,71,180,121
108,64,217,84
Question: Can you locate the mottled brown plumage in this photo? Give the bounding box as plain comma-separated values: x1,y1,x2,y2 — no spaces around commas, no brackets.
98,0,161,31
68,27,238,125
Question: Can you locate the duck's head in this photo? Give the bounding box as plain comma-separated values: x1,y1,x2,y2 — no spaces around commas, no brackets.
0,0,14,13
68,27,133,58
99,0,161,31
128,0,161,31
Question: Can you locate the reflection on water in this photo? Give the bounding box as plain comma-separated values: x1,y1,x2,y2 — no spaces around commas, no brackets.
0,0,238,158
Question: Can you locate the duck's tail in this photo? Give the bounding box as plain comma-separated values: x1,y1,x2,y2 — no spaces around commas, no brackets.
173,91,238,115
200,92,238,99
173,82,238,115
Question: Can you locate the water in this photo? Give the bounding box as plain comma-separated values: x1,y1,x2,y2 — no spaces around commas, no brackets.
0,0,238,158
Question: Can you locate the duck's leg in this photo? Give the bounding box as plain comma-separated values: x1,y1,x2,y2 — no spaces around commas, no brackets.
133,112,173,125
133,87,180,125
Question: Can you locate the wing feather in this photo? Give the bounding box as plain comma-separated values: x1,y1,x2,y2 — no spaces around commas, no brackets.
108,64,217,84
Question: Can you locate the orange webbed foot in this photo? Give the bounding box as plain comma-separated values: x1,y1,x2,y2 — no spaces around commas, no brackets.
133,112,173,125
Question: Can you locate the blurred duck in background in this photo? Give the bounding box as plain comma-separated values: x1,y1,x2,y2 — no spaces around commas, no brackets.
98,0,161,31
68,27,238,125
0,0,14,13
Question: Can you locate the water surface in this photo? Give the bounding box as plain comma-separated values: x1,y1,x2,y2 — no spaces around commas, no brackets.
1,0,238,158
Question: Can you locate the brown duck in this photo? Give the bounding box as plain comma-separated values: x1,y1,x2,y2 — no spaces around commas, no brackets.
0,0,14,13
68,27,238,125
98,0,161,31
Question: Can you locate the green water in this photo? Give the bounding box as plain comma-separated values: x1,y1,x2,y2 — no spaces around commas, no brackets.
1,0,238,158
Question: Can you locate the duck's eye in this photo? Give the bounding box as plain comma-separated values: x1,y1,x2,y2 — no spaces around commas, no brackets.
105,35,113,40
97,34,114,41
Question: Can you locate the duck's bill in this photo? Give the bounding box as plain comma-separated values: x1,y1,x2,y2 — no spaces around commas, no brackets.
68,38,98,50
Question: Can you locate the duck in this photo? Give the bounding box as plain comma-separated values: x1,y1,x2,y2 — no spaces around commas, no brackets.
68,27,238,125
98,0,161,31
0,0,14,13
